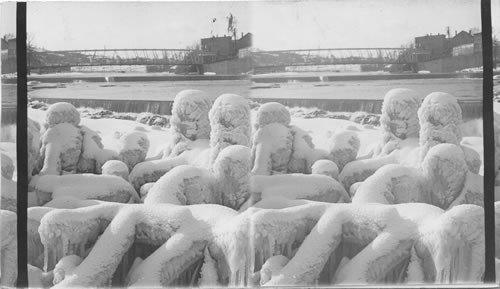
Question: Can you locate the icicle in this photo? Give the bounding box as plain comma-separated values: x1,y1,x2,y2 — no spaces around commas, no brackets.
43,247,49,272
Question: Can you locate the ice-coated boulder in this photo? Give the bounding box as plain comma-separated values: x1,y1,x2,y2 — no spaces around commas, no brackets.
251,122,293,175
311,159,339,180
209,93,251,163
170,89,212,141
101,160,129,180
213,145,251,209
327,130,360,171
380,88,421,143
260,255,290,285
33,174,139,205
45,102,80,128
77,125,117,174
28,117,42,179
118,131,150,171
352,164,427,205
422,143,468,209
1,153,14,180
254,102,291,130
39,123,83,175
144,165,218,205
418,92,462,159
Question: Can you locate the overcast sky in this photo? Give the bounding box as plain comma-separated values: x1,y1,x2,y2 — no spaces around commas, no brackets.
1,1,499,50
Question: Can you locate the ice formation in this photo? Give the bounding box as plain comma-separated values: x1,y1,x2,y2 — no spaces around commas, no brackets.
170,89,212,141
380,88,421,144
0,210,17,287
39,123,83,175
77,125,117,174
253,102,291,130
418,92,462,160
1,176,17,212
353,143,482,209
209,93,251,163
251,102,326,175
145,145,251,209
28,117,42,180
250,200,484,286
1,153,14,179
327,130,360,171
157,89,213,159
25,88,486,288
33,174,139,205
118,131,150,171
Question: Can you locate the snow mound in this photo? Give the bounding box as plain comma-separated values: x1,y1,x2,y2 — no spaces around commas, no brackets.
101,160,129,180
311,159,339,180
254,102,291,130
118,131,150,171
209,94,251,163
40,123,83,175
170,89,212,141
33,174,139,205
45,102,81,128
422,143,468,209
380,88,421,142
327,130,360,171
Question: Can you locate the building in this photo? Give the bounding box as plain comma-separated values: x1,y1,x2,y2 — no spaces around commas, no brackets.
201,35,235,60
473,32,482,54
449,30,473,48
414,34,447,60
200,32,252,63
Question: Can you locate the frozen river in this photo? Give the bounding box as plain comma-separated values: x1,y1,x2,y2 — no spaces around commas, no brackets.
28,78,482,101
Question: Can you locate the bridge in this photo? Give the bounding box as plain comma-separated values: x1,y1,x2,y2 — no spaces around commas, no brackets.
252,48,421,69
28,47,421,72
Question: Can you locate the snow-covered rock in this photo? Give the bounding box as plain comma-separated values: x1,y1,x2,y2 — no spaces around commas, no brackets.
0,210,17,286
251,123,293,175
380,88,421,143
254,102,291,130
209,94,251,163
327,130,360,171
170,89,212,141
311,159,339,180
101,160,129,180
39,123,83,175
418,92,462,160
33,174,139,205
118,131,150,171
422,143,468,209
45,102,81,128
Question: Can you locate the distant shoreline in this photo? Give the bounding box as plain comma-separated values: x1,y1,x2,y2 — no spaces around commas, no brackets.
1,71,494,84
